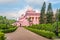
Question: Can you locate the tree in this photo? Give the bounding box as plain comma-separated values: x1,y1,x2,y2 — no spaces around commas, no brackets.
40,2,46,24
27,17,32,26
55,9,59,36
55,9,58,21
3,16,7,24
55,9,60,22
57,9,60,21
0,16,3,23
46,3,53,24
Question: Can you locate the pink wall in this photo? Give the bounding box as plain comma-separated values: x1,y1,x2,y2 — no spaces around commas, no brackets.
15,9,40,26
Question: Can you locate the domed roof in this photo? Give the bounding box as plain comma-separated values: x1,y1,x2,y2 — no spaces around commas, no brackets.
27,6,33,11
26,6,35,13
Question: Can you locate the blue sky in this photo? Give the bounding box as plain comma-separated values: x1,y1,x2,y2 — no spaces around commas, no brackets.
0,0,60,19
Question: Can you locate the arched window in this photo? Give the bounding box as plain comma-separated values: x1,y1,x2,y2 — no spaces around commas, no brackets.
28,17,31,21
36,17,37,19
35,17,38,21
29,17,31,19
38,17,40,20
32,17,34,19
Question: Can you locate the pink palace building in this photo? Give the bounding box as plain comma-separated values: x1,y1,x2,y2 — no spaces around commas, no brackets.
14,8,40,26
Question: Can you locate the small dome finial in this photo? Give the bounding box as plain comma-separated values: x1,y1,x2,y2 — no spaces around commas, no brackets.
27,5,33,11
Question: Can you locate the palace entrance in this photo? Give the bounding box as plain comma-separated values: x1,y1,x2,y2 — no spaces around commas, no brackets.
20,24,22,27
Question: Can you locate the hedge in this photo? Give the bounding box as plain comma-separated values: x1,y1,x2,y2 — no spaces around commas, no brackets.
0,32,5,40
26,27,56,39
0,24,8,29
0,27,17,33
58,33,60,38
28,23,60,33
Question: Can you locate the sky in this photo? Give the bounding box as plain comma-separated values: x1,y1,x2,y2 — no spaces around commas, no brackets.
0,0,60,19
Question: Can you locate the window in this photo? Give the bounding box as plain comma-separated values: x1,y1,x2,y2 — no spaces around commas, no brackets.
32,17,34,20
36,17,37,19
38,17,40,20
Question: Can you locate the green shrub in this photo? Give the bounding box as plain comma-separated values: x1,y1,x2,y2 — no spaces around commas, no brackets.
0,24,8,29
0,32,5,40
28,24,56,32
26,28,56,39
58,33,60,38
25,22,60,38
1,27,17,33
0,23,17,33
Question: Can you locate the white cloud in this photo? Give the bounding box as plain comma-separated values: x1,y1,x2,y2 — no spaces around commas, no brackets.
25,0,60,6
18,5,40,17
0,6,29,20
18,5,33,17
0,0,60,5
0,11,18,19
44,0,60,4
0,5,40,20
0,6,29,19
25,0,44,5
0,0,59,20
0,0,18,3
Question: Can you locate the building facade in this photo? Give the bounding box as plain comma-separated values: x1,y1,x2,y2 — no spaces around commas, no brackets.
13,8,40,26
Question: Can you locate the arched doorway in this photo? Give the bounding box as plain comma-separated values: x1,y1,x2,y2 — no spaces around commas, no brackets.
20,23,22,27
